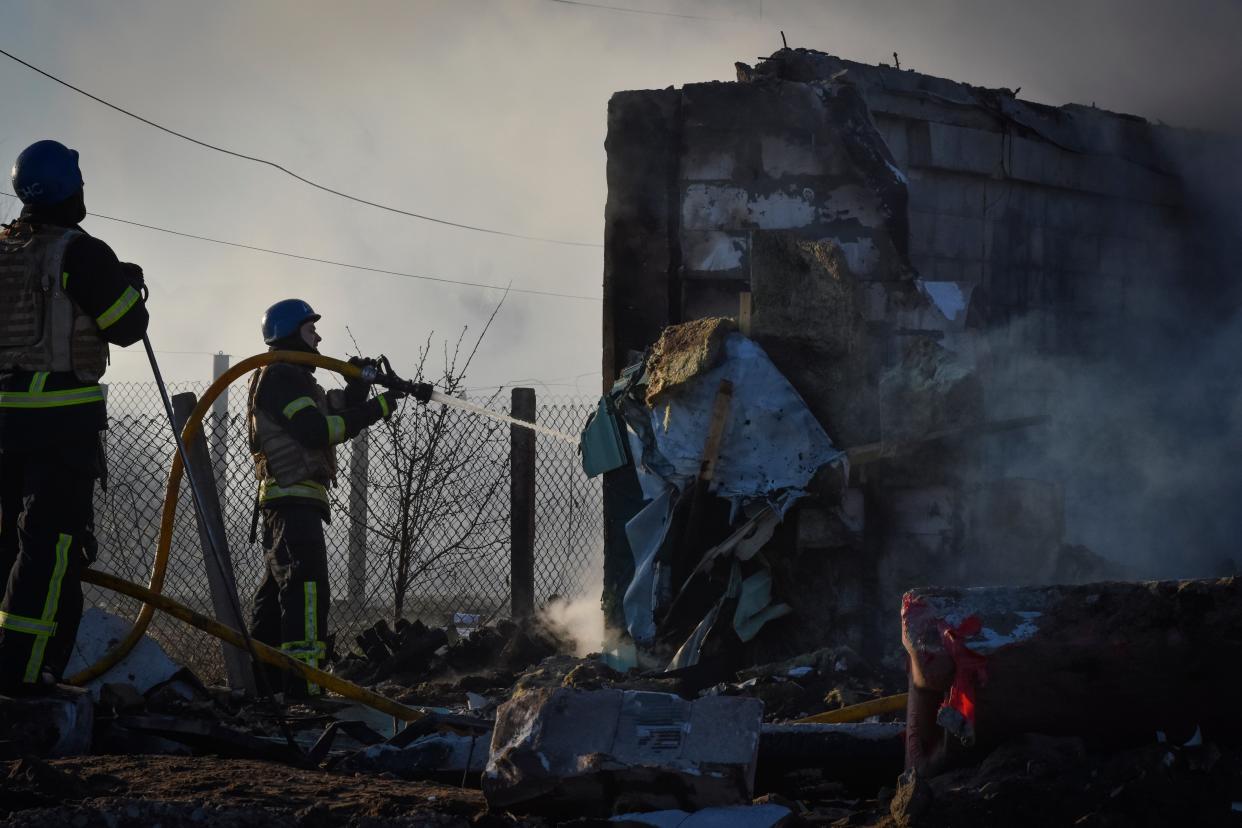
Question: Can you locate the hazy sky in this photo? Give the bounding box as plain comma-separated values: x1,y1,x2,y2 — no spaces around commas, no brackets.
2,0,1238,393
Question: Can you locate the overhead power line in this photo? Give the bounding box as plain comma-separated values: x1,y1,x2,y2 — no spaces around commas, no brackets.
0,192,601,302
0,46,601,249
545,0,719,20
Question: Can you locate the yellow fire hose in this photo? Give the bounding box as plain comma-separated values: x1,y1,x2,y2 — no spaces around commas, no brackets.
83,568,426,722
792,692,909,724
67,351,423,721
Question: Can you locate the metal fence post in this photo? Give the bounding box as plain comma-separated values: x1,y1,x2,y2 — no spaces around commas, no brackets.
510,388,536,619
347,431,369,603
171,391,256,693
210,353,231,506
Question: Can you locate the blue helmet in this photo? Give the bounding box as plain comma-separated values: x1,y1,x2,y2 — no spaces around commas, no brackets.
261,299,320,345
11,140,84,206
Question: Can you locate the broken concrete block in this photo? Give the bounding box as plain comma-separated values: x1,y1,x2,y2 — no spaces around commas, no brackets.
64,607,180,700
757,722,904,789
902,578,1242,771
0,685,93,757
99,681,146,713
347,731,490,780
612,803,795,827
484,687,763,817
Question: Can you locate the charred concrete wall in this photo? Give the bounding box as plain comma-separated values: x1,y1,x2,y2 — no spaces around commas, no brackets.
601,48,1235,656
604,48,1217,389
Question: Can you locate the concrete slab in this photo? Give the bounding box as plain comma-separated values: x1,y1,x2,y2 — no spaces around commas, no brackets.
485,688,763,817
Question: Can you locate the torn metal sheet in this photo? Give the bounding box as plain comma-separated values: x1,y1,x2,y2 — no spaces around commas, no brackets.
666,563,742,671
622,488,676,643
732,570,792,643
692,504,781,578
666,597,723,672
626,426,676,502
647,333,844,501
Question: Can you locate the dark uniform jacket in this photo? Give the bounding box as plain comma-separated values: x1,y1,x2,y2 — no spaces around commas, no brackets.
0,201,149,451
249,355,397,514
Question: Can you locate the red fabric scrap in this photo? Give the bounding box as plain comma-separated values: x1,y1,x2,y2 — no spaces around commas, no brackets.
901,593,929,622
938,614,988,726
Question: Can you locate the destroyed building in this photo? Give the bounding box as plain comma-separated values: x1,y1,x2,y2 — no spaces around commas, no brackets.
3,46,1241,828
600,48,1241,663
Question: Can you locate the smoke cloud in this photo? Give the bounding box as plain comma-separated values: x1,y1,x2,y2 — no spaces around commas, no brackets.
978,133,1242,580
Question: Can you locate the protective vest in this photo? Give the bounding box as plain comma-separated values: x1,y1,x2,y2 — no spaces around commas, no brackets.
0,224,110,383
247,366,337,503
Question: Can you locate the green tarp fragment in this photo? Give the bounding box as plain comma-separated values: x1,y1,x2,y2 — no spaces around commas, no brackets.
581,395,630,478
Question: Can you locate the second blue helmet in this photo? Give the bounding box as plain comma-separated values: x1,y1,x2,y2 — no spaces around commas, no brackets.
261,299,320,344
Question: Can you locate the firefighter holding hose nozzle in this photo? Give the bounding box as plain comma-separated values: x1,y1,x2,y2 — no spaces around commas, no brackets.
247,299,431,697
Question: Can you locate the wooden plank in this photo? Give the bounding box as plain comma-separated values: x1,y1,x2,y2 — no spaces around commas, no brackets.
738,292,753,337
509,388,537,619
171,392,256,693
698,379,734,483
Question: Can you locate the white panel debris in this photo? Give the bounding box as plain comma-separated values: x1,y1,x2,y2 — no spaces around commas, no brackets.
65,607,180,700
919,280,968,321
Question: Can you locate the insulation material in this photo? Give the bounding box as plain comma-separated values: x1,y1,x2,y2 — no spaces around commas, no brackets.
644,317,737,404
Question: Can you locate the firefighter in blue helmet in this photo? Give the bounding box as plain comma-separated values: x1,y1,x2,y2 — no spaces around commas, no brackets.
247,300,431,696
0,140,149,692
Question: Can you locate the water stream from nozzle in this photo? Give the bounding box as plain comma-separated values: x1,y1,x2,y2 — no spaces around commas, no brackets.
428,390,580,445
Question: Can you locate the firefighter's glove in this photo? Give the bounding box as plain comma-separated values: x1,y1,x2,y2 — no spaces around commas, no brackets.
410,382,434,404
377,389,406,420
120,262,145,294
346,356,380,398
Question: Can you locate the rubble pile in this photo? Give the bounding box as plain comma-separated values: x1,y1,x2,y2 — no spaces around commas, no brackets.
0,591,1239,825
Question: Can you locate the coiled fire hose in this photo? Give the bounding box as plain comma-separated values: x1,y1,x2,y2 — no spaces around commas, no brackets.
68,350,428,721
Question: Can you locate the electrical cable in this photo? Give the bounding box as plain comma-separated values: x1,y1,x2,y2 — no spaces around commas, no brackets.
0,191,601,302
545,0,719,20
0,46,601,249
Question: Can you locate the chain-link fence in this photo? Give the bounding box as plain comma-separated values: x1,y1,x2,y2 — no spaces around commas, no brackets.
84,380,603,684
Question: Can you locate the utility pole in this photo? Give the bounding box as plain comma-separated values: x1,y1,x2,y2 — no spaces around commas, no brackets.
210,353,231,507
510,388,536,619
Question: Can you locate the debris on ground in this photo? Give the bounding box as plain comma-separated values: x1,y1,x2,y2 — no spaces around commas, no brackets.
484,687,763,817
